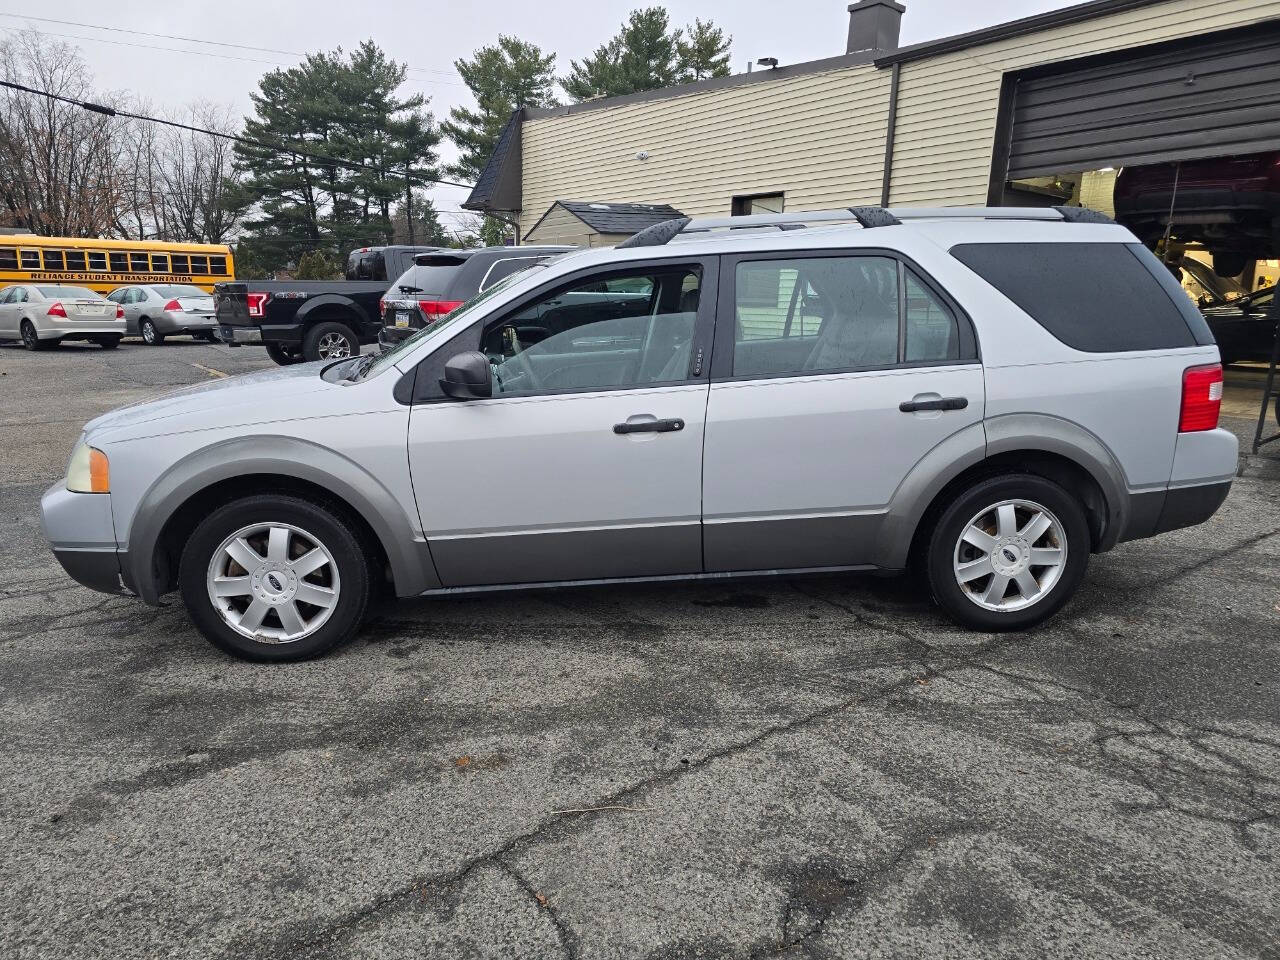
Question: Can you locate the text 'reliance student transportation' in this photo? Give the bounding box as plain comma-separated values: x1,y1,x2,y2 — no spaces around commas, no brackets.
0,235,233,295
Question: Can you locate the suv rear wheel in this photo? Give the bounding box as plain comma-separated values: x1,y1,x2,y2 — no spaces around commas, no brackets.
926,474,1090,631
302,321,359,362
178,494,372,661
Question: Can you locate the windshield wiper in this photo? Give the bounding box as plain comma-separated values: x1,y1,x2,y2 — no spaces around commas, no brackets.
348,353,378,381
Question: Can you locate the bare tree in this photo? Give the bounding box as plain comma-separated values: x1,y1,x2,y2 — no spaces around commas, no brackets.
154,103,246,243
0,30,124,236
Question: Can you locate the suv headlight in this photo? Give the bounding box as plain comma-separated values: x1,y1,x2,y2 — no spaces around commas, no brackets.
67,442,110,493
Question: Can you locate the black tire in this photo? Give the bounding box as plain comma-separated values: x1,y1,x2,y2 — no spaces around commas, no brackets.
302,321,359,362
140,318,164,345
95,336,121,349
264,342,306,366
925,474,1090,632
21,320,55,351
178,494,372,662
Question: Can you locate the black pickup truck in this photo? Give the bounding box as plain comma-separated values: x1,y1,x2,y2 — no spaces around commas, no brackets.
215,245,438,363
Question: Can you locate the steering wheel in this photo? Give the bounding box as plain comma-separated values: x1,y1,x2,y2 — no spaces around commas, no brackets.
504,326,543,392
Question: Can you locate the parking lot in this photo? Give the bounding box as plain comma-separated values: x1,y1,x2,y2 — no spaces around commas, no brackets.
1,339,1277,959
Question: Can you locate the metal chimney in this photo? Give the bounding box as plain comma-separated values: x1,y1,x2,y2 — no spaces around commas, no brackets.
847,0,905,54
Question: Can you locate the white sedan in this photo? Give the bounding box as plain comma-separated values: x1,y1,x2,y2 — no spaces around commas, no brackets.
0,284,125,350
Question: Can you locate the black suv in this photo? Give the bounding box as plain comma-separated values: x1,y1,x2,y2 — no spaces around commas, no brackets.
379,246,573,351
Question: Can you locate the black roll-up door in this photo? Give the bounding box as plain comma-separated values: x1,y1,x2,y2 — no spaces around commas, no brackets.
1005,20,1280,179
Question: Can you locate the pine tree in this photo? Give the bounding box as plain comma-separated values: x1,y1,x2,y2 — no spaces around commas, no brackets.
234,42,442,272
562,7,681,101
677,18,732,82
441,36,557,184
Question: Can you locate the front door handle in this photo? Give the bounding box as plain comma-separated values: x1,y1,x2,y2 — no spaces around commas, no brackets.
899,397,968,413
613,417,685,435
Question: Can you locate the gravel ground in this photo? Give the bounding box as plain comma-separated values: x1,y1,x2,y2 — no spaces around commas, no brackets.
1,338,1277,960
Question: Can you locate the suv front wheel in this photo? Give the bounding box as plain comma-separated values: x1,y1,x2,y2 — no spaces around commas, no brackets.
178,494,372,661
926,474,1090,632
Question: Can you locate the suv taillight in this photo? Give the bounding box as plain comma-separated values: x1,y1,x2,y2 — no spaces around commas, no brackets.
1179,363,1223,432
46,301,66,318
246,292,269,317
418,299,463,318
378,297,385,315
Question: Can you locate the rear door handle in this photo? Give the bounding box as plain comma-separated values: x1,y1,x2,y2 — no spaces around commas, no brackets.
899,397,968,413
613,417,685,434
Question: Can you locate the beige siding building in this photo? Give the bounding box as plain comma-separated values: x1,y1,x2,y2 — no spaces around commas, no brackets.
463,0,1280,246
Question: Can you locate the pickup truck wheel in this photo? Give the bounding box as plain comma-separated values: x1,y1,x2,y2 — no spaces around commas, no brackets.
303,322,358,362
926,474,1090,632
264,343,306,365
178,495,371,662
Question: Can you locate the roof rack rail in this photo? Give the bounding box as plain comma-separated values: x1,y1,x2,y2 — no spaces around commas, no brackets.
615,204,1116,249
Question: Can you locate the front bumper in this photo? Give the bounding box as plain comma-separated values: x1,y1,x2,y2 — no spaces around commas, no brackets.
40,481,128,595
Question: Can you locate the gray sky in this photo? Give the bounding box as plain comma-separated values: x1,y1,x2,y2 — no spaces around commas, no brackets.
0,0,1079,221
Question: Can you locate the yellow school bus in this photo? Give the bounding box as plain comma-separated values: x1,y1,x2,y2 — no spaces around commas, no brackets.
0,235,234,295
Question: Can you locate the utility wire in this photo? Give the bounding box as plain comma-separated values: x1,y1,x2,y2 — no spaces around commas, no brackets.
0,13,462,79
0,24,466,85
0,78,477,193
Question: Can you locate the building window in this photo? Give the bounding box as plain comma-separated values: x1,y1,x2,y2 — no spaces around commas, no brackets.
732,192,785,216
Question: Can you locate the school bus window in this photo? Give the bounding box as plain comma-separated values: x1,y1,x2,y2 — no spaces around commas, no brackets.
190,255,209,274
210,255,227,275
151,253,170,272
171,253,189,273
0,248,17,270
65,250,87,271
20,250,40,269
87,251,107,271
109,252,128,271
129,252,148,271
43,250,66,270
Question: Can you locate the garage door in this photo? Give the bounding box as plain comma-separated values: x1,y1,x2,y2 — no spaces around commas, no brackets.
1005,20,1280,179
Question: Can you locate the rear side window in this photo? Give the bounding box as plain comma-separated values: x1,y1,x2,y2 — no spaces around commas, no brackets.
950,242,1200,352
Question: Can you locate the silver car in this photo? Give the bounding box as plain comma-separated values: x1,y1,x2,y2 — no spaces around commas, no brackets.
41,207,1238,661
0,284,125,350
107,283,217,344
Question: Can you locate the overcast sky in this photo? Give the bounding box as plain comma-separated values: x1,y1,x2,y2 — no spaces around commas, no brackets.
0,0,1080,221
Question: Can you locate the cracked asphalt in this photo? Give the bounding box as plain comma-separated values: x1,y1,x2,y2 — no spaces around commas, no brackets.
1,339,1278,959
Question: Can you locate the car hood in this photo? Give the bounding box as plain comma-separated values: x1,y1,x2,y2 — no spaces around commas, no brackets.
84,361,336,440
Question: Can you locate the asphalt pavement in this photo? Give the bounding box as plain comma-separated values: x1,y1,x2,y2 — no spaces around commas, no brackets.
1,337,1277,960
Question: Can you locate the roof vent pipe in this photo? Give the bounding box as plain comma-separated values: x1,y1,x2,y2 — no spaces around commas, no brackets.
847,0,905,54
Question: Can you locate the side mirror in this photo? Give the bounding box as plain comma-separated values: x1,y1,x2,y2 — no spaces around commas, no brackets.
439,351,492,400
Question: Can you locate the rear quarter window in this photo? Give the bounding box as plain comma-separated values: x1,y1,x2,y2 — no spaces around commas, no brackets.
950,241,1208,352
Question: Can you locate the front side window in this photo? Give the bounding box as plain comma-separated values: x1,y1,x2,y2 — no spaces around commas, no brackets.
483,266,701,395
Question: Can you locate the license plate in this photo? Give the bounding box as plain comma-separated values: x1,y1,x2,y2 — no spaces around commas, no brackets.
395,311,410,328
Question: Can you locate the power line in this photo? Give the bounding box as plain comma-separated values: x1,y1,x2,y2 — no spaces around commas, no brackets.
0,78,476,193
0,13,463,79
0,23,467,86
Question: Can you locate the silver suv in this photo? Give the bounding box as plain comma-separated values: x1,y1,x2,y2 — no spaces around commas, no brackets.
41,207,1238,661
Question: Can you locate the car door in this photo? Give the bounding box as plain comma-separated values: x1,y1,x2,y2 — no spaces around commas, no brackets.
702,250,985,572
406,256,717,587
9,286,32,333
0,287,15,336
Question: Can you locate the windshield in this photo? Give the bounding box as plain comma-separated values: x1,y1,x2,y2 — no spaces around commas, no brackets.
151,284,209,298
37,285,97,299
359,264,550,380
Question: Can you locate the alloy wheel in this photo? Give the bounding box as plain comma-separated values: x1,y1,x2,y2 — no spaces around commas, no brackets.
206,522,340,643
952,498,1067,612
21,322,37,349
316,332,352,359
